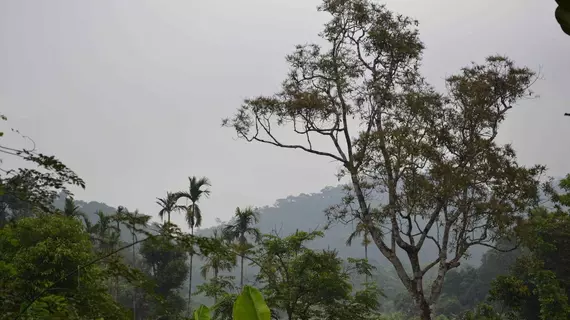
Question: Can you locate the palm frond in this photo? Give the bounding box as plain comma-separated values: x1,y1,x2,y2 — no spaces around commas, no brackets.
63,197,83,218
346,231,356,246
189,176,212,197
186,204,203,229
246,227,262,243
200,263,210,279
156,191,181,221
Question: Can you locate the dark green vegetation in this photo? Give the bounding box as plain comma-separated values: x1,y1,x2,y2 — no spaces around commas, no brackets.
1,0,568,319
556,0,570,35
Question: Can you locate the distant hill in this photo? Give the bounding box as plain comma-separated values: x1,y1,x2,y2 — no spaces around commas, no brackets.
56,183,498,304
56,186,487,265
53,194,140,243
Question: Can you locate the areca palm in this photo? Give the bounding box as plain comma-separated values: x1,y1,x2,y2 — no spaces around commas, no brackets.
91,210,120,296
122,209,151,319
156,192,183,224
346,221,371,260
110,206,130,300
63,197,85,219
222,207,261,288
175,176,211,230
92,211,119,250
82,215,96,239
346,221,372,281
200,228,236,303
174,176,211,315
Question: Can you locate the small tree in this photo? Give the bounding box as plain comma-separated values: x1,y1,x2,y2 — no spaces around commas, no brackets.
223,1,543,318
114,208,152,319
200,228,237,303
0,114,84,220
62,197,85,220
345,217,378,282
487,176,570,320
0,215,127,319
175,175,212,315
139,230,189,318
254,230,382,320
156,192,183,224
222,207,261,288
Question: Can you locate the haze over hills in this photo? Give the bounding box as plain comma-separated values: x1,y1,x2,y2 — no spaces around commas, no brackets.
55,183,494,295
53,175,564,311
57,184,489,265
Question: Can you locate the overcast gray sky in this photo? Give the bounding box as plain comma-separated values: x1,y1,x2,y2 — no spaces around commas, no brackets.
1,0,568,230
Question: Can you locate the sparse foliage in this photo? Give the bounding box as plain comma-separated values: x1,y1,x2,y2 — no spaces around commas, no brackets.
224,1,542,318
223,207,262,288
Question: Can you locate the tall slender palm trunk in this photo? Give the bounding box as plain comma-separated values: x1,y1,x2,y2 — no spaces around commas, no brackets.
364,230,369,283
115,221,120,301
364,245,369,282
213,268,219,304
188,252,194,314
239,235,246,288
240,254,245,288
132,232,137,320
187,220,195,316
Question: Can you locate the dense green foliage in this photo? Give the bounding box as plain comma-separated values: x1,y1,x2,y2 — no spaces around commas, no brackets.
0,215,126,319
555,0,570,35
1,1,568,320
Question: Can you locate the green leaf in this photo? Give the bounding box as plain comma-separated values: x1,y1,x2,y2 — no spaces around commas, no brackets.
193,305,211,320
233,286,271,320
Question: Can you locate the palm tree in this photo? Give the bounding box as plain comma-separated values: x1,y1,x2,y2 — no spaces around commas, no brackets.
91,210,120,296
92,211,119,250
175,176,212,231
200,228,236,303
63,197,85,219
175,176,211,315
156,192,183,224
346,221,371,281
123,209,151,320
110,206,129,301
222,207,261,288
82,215,96,240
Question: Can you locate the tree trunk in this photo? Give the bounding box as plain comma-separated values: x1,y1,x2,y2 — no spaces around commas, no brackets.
364,239,369,283
213,268,219,304
187,253,194,315
416,295,433,320
348,170,423,312
240,254,245,288
132,232,137,320
187,226,194,316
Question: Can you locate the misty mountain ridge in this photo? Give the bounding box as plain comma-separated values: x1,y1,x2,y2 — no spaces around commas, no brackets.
56,179,565,301
55,183,492,268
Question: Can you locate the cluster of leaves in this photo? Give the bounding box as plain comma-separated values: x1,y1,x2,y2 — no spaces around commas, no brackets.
0,114,85,223
484,176,570,320
555,0,570,36
253,230,382,320
0,214,127,320
192,285,271,320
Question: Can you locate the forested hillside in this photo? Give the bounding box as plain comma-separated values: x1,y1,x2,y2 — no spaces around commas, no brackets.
60,184,489,265
56,182,492,303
